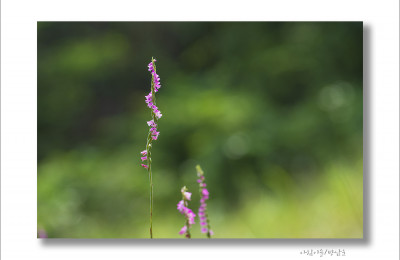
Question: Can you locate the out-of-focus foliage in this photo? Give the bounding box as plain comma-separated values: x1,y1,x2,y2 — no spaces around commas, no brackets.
37,22,363,238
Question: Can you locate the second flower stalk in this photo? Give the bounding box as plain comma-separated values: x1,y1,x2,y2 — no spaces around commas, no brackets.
177,165,213,238
177,186,196,238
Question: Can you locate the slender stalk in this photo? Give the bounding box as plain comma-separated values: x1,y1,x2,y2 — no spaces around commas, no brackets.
145,58,158,239
149,165,153,238
145,126,152,237
146,129,153,238
141,57,162,239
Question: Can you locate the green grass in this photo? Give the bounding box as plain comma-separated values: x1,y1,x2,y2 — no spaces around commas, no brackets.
38,147,362,238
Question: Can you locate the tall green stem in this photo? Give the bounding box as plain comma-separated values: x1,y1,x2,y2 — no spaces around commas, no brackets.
149,165,153,238
146,128,153,238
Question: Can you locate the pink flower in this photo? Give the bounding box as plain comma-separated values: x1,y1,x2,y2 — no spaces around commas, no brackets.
148,62,154,71
188,217,195,225
148,59,162,93
177,200,185,212
179,226,187,235
141,164,148,169
181,187,192,201
154,110,162,119
145,60,163,118
147,120,157,127
145,92,152,103
151,128,160,138
141,156,147,161
141,150,147,155
183,191,191,201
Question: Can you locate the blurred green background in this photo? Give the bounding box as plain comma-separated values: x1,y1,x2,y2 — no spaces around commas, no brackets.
37,22,363,238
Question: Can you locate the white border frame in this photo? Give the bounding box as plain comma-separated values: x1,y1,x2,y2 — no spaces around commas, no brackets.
1,0,399,259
